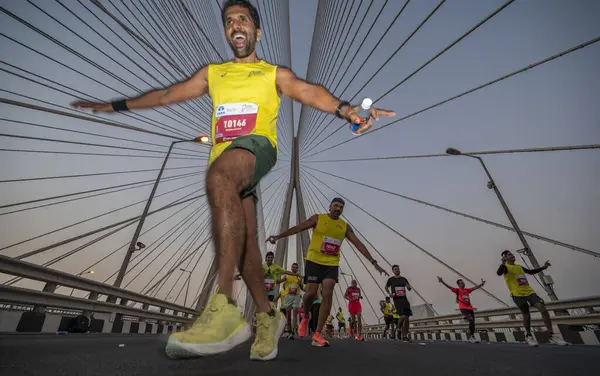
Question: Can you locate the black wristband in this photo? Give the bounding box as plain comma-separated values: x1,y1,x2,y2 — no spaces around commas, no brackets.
111,99,129,112
335,101,351,119
371,259,377,265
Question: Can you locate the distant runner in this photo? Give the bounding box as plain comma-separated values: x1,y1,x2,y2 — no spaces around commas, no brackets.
336,307,346,337
497,250,567,346
438,276,486,343
267,197,387,347
381,297,395,339
278,262,303,339
346,280,364,341
385,265,412,342
325,314,335,337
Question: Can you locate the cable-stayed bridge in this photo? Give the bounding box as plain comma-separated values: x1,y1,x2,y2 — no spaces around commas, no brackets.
1,0,599,375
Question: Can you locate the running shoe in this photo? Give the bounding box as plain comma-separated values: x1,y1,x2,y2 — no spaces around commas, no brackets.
525,334,539,347
250,310,286,361
468,336,480,343
311,332,330,347
298,316,309,337
166,292,251,358
548,335,568,346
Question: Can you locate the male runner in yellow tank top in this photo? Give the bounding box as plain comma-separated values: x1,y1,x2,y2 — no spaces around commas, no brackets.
71,0,395,361
497,250,567,346
267,197,388,347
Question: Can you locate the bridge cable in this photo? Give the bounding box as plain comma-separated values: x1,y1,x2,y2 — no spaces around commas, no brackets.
302,0,512,155
301,168,438,313
302,168,510,307
304,35,600,159
305,166,600,258
304,144,600,164
12,191,206,260
301,0,414,150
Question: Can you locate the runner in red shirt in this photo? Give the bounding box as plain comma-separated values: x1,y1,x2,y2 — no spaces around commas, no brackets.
438,276,486,343
345,280,364,340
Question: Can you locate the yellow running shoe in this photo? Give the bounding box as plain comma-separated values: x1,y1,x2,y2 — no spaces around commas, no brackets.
249,309,286,361
165,293,251,359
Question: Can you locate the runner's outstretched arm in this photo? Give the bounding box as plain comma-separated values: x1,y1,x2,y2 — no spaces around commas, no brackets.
345,226,389,276
71,67,209,112
471,279,486,291
437,277,454,290
275,67,395,126
523,261,551,275
266,214,318,243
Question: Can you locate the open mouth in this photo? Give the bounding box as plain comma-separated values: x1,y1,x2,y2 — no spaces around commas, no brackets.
232,32,247,47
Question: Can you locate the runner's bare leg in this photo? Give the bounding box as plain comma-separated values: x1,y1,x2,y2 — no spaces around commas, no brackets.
316,279,335,332
206,148,269,313
239,195,271,313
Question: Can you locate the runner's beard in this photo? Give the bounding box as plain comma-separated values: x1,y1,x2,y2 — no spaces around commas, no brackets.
229,36,256,59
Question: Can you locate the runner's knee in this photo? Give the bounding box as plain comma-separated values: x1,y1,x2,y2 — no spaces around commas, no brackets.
206,151,253,193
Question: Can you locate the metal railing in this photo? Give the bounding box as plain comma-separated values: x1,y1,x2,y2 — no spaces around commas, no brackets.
363,296,600,335
0,255,196,325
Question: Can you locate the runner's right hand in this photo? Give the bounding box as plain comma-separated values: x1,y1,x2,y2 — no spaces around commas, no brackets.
71,101,114,113
266,235,278,244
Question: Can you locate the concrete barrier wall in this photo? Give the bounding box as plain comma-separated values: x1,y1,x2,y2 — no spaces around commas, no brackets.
363,325,600,345
0,310,184,335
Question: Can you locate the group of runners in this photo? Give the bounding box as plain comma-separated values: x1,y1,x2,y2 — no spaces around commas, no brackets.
72,0,567,362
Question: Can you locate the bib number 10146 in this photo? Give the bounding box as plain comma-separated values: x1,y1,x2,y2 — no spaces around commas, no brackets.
214,103,258,144
223,119,247,128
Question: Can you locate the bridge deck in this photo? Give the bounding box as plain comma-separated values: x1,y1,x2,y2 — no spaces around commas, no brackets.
0,334,597,376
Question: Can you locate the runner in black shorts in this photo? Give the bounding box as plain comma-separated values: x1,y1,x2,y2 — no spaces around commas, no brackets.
336,307,346,337
267,198,387,347
381,297,395,339
385,265,412,342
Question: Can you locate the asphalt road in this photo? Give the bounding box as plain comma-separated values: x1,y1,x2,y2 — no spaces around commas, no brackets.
0,334,598,376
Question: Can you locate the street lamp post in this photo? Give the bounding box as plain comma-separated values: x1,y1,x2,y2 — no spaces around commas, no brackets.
179,268,193,307
446,147,558,301
111,136,209,295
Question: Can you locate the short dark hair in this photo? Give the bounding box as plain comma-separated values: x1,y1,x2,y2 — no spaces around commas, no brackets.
292,262,298,267
331,197,345,205
392,264,399,269
501,250,510,257
456,279,463,285
222,0,260,29
266,251,274,257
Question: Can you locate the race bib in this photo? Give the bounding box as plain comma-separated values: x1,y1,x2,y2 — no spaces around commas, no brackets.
462,295,470,303
516,274,529,286
289,284,298,295
320,236,341,255
214,103,258,144
352,292,360,300
394,286,406,297
264,278,274,291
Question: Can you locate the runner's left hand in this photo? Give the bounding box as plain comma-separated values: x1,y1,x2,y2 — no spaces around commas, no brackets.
373,263,389,276
344,105,396,135
544,260,551,268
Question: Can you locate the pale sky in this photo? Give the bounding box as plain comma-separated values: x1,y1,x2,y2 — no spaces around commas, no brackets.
0,0,599,324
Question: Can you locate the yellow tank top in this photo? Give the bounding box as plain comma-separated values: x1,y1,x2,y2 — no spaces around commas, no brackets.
306,214,347,266
207,60,280,164
336,312,344,321
283,274,301,295
503,264,535,297
326,315,334,325
392,308,399,319
383,302,393,315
